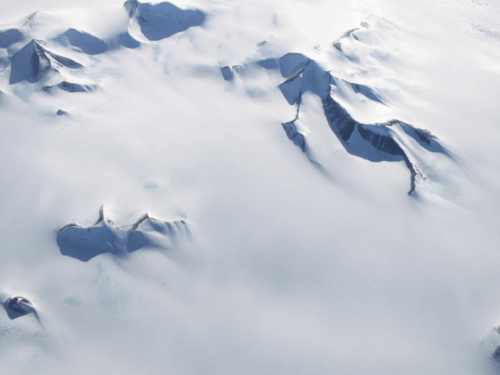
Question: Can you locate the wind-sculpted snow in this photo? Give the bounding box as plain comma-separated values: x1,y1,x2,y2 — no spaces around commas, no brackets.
57,207,189,262
0,29,23,49
277,53,381,105
9,40,81,85
332,23,371,62
125,0,205,41
55,29,109,55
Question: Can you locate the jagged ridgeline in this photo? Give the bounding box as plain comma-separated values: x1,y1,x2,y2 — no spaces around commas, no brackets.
4,0,206,92
223,51,449,195
57,206,189,262
2,1,449,196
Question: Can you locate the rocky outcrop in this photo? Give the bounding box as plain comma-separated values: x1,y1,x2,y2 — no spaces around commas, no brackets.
125,0,205,41
42,81,96,93
9,40,81,85
57,206,189,261
275,52,446,195
220,66,234,81
3,296,37,320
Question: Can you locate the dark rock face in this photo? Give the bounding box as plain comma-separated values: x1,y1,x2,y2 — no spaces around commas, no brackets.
322,95,418,193
125,0,205,41
257,58,279,70
9,40,81,85
0,29,23,48
117,32,140,49
481,326,500,361
56,28,109,55
494,346,500,359
6,297,31,313
271,51,447,195
282,121,306,152
43,81,95,93
348,82,384,103
9,40,50,84
56,109,67,116
222,49,447,194
4,297,35,319
220,66,234,81
57,207,189,262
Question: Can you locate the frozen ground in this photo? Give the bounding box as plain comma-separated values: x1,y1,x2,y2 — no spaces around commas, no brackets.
1,0,500,374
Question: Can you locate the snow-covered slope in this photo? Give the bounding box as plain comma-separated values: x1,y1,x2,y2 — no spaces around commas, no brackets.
1,0,500,374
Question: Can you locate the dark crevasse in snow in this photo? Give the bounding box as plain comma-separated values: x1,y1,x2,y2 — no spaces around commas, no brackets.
57,206,189,262
124,0,205,41
9,40,81,85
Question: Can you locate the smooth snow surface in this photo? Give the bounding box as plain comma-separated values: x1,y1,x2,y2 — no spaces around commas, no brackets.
1,0,500,374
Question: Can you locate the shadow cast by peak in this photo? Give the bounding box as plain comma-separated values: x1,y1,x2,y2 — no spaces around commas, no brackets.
0,29,23,49
57,207,190,262
54,28,141,54
125,0,206,41
55,28,109,55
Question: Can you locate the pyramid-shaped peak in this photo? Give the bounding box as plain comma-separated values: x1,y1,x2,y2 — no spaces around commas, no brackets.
9,39,81,85
9,40,50,85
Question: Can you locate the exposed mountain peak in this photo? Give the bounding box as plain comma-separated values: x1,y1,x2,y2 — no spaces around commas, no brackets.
57,207,189,262
126,0,206,41
9,39,81,85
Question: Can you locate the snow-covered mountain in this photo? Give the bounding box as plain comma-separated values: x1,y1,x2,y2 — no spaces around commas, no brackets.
1,0,500,374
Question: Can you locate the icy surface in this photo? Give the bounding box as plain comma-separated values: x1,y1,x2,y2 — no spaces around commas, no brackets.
0,0,500,374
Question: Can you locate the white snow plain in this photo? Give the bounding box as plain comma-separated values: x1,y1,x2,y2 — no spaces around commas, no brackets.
1,0,500,374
